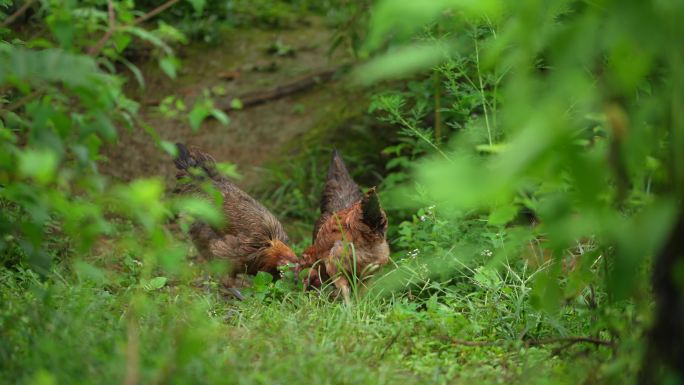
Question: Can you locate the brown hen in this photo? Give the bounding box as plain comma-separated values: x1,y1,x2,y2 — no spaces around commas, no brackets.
173,143,299,299
302,150,389,303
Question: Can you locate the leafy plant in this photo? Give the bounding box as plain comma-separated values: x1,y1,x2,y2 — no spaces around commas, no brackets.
361,0,684,382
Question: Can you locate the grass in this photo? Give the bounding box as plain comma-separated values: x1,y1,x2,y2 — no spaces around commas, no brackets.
0,247,629,385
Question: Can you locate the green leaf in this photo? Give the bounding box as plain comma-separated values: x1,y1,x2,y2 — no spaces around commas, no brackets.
159,56,179,79
364,0,503,52
28,370,56,385
47,16,75,49
121,58,145,88
160,140,178,156
230,98,243,110
473,266,501,289
176,197,224,227
211,108,230,126
74,260,109,285
112,33,132,53
354,42,452,84
253,271,273,290
18,149,58,184
530,264,562,314
143,276,168,291
215,162,241,179
186,0,206,14
189,104,210,131
0,47,107,89
121,26,172,55
488,204,518,225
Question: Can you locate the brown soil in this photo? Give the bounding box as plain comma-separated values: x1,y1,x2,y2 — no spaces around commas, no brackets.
100,18,361,189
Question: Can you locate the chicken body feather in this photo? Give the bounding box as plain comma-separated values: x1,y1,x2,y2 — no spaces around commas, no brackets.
173,143,298,291
303,150,389,302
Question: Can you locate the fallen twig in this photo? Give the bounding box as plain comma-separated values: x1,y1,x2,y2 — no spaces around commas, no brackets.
525,337,615,347
1,0,36,28
217,66,344,111
379,330,402,359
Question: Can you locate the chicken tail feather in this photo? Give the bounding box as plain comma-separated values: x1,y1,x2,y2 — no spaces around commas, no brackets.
321,149,362,213
174,143,219,181
360,187,387,234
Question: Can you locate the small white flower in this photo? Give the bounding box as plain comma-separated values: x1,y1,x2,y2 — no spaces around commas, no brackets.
407,248,421,259
419,215,427,222
481,249,493,257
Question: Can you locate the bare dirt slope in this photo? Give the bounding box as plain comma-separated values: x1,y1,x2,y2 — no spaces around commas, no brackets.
101,19,360,188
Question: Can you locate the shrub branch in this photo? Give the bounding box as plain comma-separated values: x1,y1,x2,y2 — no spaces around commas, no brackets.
0,0,36,28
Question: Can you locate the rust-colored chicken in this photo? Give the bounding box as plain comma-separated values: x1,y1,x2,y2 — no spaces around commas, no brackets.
302,150,390,303
173,143,299,299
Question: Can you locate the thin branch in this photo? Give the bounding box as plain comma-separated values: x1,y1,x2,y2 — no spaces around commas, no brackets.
0,89,42,115
132,0,180,26
107,0,115,26
87,0,180,57
452,339,497,347
396,113,453,163
452,336,615,348
379,330,402,359
433,70,442,143
88,0,116,56
0,0,36,28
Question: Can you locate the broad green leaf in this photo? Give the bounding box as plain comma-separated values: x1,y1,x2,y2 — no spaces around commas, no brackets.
473,266,501,289
186,0,207,14
159,56,179,79
0,47,107,89
160,140,178,156
253,271,273,290
176,197,224,227
18,149,58,184
143,276,168,291
488,204,518,225
47,15,75,49
530,264,562,314
121,26,172,55
189,104,210,131
210,108,229,126
354,42,452,84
